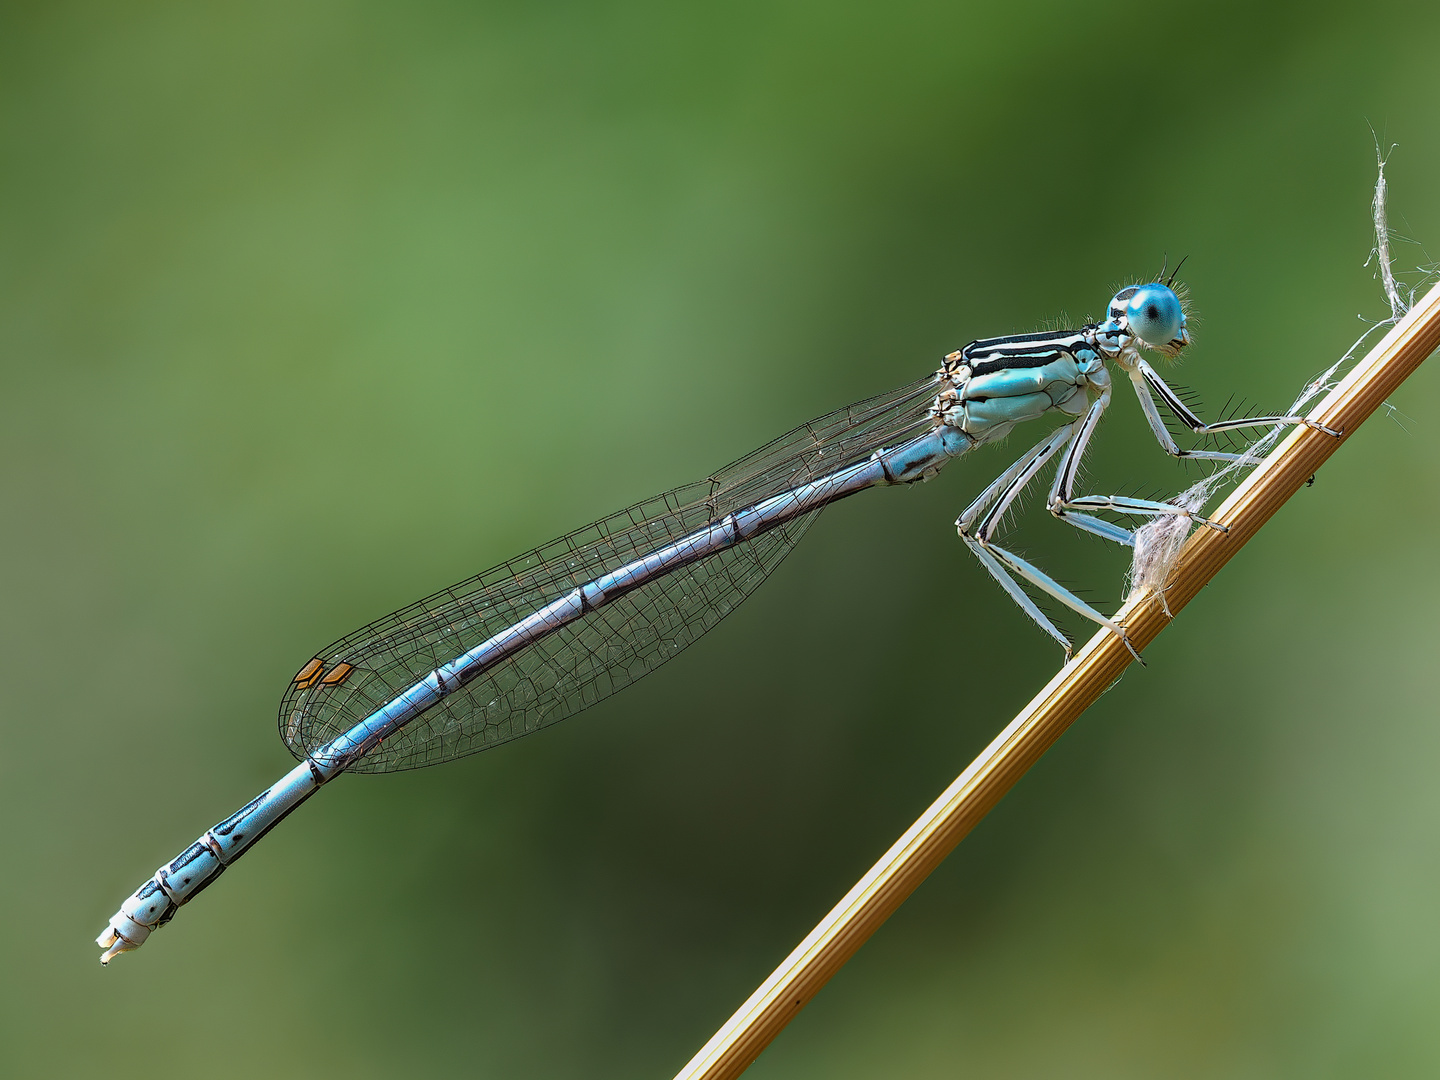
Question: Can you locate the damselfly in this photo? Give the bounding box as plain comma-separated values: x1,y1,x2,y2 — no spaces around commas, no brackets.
97,278,1337,962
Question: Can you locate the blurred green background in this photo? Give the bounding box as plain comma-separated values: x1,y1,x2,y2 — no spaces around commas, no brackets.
3,1,1440,1076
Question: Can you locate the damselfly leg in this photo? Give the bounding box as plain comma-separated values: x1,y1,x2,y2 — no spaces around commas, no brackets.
957,410,1144,663
1126,357,1341,461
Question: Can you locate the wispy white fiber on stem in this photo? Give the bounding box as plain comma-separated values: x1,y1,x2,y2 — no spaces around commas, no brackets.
1370,140,1408,321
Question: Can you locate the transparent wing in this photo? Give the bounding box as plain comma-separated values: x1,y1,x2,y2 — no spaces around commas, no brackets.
280,375,939,773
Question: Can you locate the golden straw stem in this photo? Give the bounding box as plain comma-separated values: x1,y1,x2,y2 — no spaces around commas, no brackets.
675,280,1440,1080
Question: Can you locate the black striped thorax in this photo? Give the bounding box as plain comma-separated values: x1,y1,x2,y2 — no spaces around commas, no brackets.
941,327,1103,380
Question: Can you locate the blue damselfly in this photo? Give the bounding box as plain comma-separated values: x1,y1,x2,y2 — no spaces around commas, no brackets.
98,278,1336,962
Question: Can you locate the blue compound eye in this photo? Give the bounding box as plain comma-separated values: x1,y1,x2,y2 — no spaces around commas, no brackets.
1125,284,1184,348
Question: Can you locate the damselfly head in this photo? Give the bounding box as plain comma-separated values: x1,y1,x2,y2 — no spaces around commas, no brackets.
1097,282,1190,358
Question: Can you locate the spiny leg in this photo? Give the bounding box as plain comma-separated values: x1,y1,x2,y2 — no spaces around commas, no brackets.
961,425,1074,529
1128,358,1341,462
956,419,1142,662
957,426,1077,655
1046,391,1230,539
